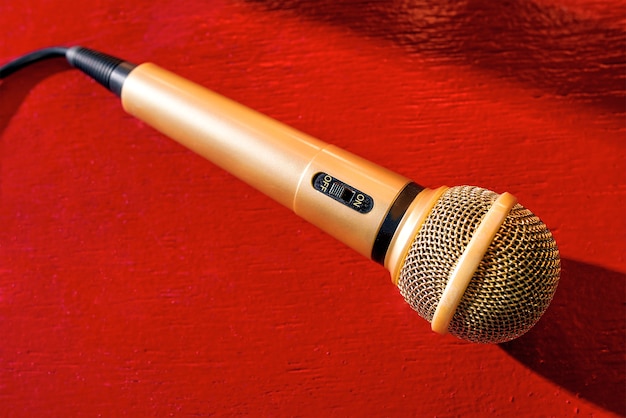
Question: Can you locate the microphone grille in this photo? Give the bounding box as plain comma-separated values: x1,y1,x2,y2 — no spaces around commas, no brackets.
397,186,560,343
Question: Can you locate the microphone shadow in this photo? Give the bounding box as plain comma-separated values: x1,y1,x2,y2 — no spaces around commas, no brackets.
500,259,626,416
0,58,72,199
0,58,71,135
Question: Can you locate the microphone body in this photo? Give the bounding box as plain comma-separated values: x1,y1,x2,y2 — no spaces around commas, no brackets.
120,63,441,276
25,47,559,343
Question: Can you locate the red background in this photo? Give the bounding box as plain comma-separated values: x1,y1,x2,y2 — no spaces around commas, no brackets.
1,0,624,416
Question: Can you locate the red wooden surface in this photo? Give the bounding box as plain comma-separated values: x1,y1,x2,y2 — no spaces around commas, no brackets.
1,1,624,416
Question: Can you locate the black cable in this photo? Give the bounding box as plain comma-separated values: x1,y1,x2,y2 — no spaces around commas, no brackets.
0,46,136,97
0,46,69,79
65,47,136,96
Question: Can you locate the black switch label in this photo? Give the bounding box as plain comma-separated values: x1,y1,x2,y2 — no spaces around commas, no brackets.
312,172,374,214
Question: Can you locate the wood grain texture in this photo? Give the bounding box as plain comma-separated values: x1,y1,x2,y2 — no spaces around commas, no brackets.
1,0,624,416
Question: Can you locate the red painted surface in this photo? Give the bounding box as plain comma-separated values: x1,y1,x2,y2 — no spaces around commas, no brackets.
1,1,624,416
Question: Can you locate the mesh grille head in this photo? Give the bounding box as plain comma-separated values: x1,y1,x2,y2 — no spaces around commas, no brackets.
397,186,560,343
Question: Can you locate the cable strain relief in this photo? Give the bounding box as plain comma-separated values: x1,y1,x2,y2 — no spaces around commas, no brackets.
66,46,136,96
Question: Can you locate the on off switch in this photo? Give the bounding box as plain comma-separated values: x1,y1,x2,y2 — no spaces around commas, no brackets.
312,172,374,214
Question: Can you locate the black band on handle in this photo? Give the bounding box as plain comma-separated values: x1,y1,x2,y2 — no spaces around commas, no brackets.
66,47,136,96
371,182,424,265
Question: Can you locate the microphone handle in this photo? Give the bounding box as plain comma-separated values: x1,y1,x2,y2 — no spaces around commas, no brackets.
121,63,446,276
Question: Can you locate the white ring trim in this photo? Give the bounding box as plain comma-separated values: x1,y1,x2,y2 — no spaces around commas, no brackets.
431,192,518,335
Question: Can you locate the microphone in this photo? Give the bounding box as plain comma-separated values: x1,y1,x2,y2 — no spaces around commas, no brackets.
2,46,561,343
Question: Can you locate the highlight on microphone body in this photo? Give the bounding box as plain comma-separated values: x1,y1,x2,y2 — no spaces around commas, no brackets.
0,46,561,343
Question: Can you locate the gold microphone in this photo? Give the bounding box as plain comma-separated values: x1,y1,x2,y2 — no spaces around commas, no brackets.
1,46,561,343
